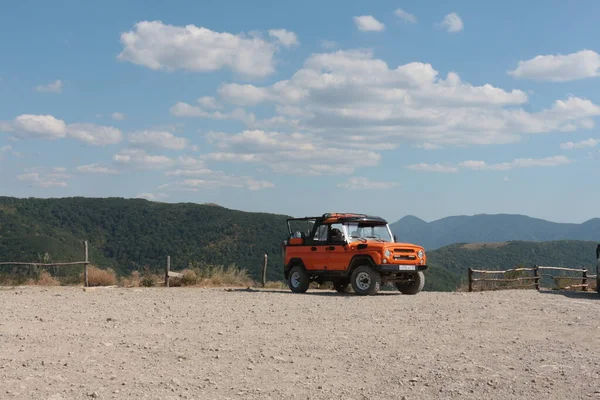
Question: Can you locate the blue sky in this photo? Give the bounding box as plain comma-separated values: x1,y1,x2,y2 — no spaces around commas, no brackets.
1,0,600,224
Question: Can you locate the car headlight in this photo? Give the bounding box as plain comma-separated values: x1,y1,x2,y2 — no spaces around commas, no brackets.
417,250,424,259
384,249,392,258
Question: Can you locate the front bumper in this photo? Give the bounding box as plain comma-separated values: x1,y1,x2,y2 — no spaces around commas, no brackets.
376,264,428,272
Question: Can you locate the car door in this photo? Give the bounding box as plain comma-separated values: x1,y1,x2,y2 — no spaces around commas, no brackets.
326,223,350,271
304,223,329,271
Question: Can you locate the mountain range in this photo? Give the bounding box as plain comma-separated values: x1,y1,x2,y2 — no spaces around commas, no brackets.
390,214,600,251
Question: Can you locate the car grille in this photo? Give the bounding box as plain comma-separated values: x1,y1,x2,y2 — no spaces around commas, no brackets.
392,248,416,261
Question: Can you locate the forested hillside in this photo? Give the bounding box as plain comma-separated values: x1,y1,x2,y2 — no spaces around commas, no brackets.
0,197,290,281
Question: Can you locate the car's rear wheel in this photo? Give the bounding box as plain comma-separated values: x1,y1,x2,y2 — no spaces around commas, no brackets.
351,265,381,296
332,279,350,293
288,266,309,293
395,271,425,294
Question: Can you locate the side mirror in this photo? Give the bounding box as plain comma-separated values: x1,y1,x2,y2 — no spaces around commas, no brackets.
393,234,397,242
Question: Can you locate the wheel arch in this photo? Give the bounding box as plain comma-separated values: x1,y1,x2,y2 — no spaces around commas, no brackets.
347,255,376,277
285,258,306,279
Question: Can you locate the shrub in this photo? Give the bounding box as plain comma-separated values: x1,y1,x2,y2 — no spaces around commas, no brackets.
120,270,141,287
187,261,254,287
169,269,199,287
83,265,117,286
141,275,155,287
37,270,60,286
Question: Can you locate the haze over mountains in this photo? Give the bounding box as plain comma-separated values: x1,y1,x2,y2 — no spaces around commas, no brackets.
390,214,600,250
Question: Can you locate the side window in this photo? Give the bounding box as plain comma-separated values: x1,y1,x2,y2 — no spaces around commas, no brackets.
313,224,328,242
329,223,346,244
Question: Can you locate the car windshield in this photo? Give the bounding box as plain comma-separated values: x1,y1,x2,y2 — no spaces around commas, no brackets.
345,222,392,242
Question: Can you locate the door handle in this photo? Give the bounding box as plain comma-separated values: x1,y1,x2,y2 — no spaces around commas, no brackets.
311,247,317,251
327,246,335,251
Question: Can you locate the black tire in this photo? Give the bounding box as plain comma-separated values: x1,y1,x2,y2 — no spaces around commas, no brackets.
332,279,351,293
350,265,381,296
288,266,309,293
395,271,425,295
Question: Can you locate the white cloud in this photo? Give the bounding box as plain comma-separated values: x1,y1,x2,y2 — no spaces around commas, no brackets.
165,168,214,177
205,129,380,175
459,156,571,171
508,50,600,82
128,130,189,150
337,177,397,190
438,12,463,33
117,20,296,78
209,49,600,152
170,102,257,124
113,149,174,169
395,9,417,23
136,192,169,201
408,156,571,173
160,169,274,192
1,114,122,145
560,138,600,150
35,80,63,94
164,178,274,191
177,156,205,167
417,143,441,150
353,15,385,32
11,114,67,139
75,164,120,174
18,168,73,188
268,29,299,47
197,96,222,109
407,163,458,173
66,123,123,145
111,112,126,121
320,40,338,49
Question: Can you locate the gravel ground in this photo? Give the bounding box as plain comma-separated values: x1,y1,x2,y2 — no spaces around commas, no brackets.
1,285,600,399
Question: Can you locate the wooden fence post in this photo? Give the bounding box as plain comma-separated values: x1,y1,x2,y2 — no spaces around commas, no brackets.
262,253,268,288
165,256,170,287
468,268,473,292
582,268,588,292
533,265,539,290
83,240,89,287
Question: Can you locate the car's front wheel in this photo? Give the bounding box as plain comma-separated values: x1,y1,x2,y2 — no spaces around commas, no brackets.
395,271,425,294
351,265,381,296
288,266,309,293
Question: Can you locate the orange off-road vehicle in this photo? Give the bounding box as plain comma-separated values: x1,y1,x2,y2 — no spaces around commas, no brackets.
282,213,428,295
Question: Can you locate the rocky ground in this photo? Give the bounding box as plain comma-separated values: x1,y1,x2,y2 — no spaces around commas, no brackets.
1,285,600,399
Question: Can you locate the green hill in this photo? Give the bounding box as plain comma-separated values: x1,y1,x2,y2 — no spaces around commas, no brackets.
0,196,289,281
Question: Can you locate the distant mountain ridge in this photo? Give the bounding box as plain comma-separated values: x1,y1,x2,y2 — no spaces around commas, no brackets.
390,213,600,250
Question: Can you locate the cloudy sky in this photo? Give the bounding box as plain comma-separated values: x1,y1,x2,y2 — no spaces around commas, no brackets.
1,0,600,223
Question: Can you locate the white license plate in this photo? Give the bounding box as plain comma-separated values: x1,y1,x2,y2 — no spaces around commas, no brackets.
396,265,416,271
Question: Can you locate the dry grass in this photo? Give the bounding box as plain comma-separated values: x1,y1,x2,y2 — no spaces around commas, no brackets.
263,281,288,289
120,270,141,287
82,265,117,286
36,270,60,286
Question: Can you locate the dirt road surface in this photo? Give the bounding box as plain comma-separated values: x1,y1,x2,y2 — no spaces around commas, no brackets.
1,286,600,399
